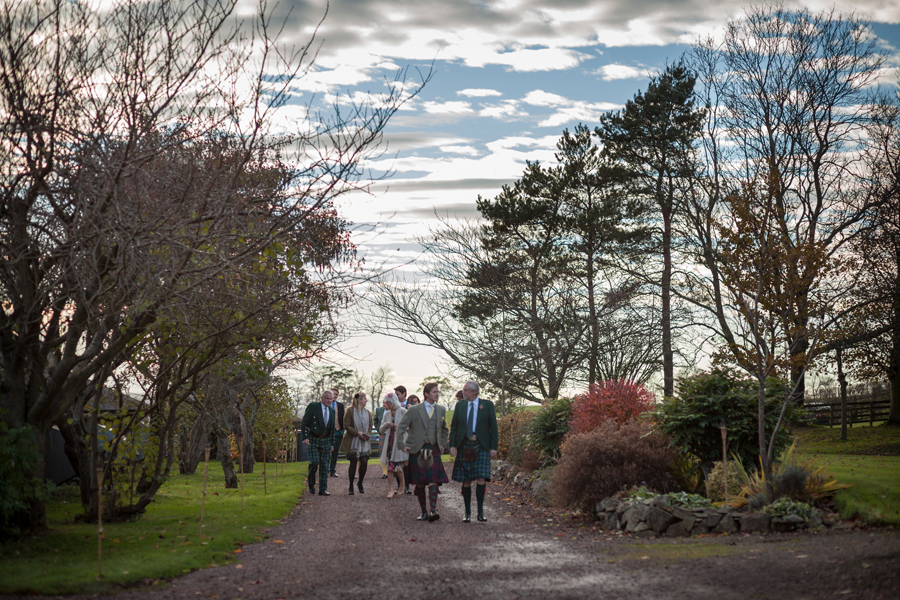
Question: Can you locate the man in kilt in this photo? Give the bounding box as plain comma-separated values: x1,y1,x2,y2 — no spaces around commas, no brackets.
397,382,449,522
300,389,336,496
449,381,498,522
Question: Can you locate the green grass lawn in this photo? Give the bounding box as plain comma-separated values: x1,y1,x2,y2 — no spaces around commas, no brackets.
0,461,308,595
794,423,900,526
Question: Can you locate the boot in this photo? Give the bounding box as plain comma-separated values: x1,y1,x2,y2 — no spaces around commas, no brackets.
357,458,368,494
348,456,357,495
307,464,318,495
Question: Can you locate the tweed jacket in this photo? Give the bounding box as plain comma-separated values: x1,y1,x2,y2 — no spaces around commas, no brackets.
396,401,449,455
448,398,498,452
300,402,336,442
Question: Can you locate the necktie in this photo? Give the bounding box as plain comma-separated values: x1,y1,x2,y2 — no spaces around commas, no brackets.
467,402,476,438
426,403,433,418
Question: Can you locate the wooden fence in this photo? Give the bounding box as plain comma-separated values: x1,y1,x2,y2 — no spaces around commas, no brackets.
801,386,892,426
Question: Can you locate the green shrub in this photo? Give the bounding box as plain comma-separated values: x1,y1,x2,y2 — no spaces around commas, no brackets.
527,397,572,464
550,419,674,513
0,420,53,536
704,460,743,502
762,497,818,522
652,368,799,472
670,452,704,494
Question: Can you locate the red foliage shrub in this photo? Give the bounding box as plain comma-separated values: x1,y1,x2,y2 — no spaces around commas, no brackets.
568,380,655,436
550,420,673,513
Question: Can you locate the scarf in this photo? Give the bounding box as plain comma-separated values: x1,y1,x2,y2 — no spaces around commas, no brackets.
350,407,371,455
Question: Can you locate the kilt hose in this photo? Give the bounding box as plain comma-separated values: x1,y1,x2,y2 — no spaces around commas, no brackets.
452,438,492,482
408,444,449,486
307,437,331,491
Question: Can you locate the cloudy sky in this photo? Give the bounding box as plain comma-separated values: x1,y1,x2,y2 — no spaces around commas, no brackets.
269,0,900,396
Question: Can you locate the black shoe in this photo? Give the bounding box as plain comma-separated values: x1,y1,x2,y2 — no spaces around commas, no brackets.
329,472,338,477
404,487,412,495
417,512,430,521
428,512,440,522
381,474,388,479
477,514,487,522
357,481,365,494
463,514,471,523
308,484,316,495
318,490,330,496
349,486,354,495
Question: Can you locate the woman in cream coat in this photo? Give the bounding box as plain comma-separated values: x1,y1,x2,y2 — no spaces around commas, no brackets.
379,392,408,498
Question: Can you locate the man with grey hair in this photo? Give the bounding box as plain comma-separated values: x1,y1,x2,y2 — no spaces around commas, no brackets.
300,389,336,496
448,380,498,522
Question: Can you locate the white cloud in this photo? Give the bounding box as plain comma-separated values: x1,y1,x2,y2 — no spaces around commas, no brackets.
457,88,503,97
480,100,529,119
522,90,569,106
596,64,650,81
439,145,481,156
421,100,475,115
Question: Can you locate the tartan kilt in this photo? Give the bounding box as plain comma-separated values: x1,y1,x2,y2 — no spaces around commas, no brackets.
408,444,449,485
452,439,492,482
307,437,331,465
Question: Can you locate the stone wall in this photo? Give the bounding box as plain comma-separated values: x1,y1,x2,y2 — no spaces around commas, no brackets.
492,460,826,537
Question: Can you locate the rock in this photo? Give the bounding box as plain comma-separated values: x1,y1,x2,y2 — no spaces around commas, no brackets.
650,495,670,509
634,530,656,538
598,498,620,512
691,521,710,536
784,514,806,524
632,502,651,522
666,519,695,537
740,513,771,533
713,515,737,533
598,511,619,530
671,506,694,521
633,522,651,533
513,471,529,487
648,506,677,534
770,518,799,533
703,512,723,529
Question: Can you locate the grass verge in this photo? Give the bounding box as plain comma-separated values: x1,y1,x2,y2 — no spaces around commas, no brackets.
0,461,307,595
795,424,900,526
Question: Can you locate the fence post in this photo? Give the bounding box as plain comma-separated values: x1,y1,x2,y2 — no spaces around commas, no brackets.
871,397,875,426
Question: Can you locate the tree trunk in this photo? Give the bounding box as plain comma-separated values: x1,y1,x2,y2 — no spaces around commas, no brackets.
217,430,238,489
181,414,209,475
661,206,674,398
838,347,848,441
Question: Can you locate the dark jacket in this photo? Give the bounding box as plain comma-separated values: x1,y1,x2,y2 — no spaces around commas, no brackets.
300,402,336,442
448,398,498,452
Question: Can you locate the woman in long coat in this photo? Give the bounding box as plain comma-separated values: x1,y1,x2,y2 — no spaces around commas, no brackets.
378,392,408,498
339,392,374,495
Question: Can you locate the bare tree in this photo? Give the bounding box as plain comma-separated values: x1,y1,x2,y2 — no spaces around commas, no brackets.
0,0,425,528
683,4,889,402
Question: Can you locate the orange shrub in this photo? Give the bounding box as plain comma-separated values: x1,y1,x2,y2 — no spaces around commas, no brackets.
568,380,654,436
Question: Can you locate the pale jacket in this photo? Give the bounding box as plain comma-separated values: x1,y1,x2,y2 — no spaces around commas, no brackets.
379,406,409,464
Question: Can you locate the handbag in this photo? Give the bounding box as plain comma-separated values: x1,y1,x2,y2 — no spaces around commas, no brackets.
462,446,478,463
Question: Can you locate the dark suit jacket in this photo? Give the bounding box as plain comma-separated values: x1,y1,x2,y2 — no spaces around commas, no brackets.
449,398,498,452
300,402,336,442
374,406,385,430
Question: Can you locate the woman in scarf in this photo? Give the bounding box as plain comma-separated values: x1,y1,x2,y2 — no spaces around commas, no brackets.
339,392,374,495
378,392,408,498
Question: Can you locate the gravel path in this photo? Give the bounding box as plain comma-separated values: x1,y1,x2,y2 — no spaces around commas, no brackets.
11,460,900,600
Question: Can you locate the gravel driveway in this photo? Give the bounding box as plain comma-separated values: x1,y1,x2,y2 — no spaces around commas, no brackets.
11,460,899,600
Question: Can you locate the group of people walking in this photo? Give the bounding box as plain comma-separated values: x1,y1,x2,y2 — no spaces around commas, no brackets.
299,381,499,522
